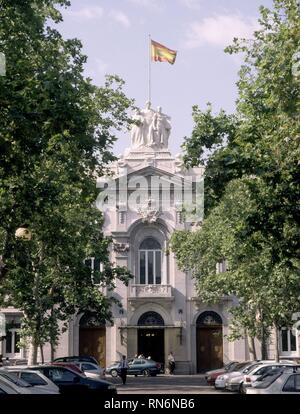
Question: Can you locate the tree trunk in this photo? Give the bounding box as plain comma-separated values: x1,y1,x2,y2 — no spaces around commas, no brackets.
273,325,280,362
50,340,55,362
248,336,257,360
261,326,268,360
40,344,44,364
27,340,38,365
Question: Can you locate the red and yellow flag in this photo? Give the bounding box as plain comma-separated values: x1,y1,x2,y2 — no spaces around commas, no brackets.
151,40,177,65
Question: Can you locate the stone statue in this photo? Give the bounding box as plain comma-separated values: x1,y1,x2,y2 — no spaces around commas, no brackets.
129,102,171,150
130,109,145,149
154,106,171,148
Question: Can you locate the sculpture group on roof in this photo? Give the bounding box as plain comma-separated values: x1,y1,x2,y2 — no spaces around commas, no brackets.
130,102,171,150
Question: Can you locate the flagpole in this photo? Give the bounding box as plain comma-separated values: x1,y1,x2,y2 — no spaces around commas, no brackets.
148,34,151,103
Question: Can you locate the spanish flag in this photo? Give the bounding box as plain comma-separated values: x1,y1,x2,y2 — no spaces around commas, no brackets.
151,40,177,65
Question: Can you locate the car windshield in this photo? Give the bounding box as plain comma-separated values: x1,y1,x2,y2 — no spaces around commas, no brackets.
253,371,283,389
0,371,31,388
234,362,251,372
243,364,260,374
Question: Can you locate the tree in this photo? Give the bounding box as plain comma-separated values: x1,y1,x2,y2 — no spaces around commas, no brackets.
172,0,300,359
0,0,133,363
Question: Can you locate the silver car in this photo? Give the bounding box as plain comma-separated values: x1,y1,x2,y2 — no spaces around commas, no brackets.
4,367,60,393
247,367,300,394
0,370,58,394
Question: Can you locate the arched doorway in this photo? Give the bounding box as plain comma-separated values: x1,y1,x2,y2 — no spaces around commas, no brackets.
137,311,164,364
196,311,223,372
79,312,106,367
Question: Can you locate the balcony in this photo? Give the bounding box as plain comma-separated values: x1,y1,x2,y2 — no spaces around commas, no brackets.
128,284,174,310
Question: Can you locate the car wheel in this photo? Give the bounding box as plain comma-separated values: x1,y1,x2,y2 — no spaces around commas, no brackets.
110,369,118,378
239,383,246,394
143,369,150,377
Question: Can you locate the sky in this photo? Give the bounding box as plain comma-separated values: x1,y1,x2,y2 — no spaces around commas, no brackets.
56,0,274,156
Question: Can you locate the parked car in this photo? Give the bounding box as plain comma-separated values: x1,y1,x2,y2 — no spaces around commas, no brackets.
29,365,116,395
0,380,18,394
73,361,105,379
107,358,161,377
205,362,238,386
0,370,58,394
53,356,99,365
50,362,85,375
241,362,297,393
215,361,253,390
247,366,300,394
218,360,296,392
4,367,59,393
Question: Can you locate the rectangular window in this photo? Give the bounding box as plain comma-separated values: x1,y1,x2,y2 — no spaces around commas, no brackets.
290,329,297,352
5,331,12,354
148,251,154,284
281,328,298,355
281,329,288,352
14,331,20,353
155,251,161,284
140,251,146,284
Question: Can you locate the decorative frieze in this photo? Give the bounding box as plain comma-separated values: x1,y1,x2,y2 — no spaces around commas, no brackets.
113,242,130,253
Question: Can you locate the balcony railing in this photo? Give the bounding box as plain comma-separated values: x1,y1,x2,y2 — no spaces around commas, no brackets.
129,284,172,298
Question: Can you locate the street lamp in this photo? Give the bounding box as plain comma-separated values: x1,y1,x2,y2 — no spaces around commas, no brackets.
15,227,32,241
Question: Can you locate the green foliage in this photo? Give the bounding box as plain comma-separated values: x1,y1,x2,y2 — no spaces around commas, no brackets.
0,0,133,355
172,0,300,345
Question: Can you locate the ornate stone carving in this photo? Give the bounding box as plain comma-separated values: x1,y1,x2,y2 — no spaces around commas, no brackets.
137,197,160,224
130,284,172,298
130,102,171,150
113,242,130,253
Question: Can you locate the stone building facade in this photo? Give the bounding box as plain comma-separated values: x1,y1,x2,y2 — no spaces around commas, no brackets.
1,104,299,371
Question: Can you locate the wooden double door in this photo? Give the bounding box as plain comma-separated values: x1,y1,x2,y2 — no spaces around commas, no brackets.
197,326,223,372
79,327,106,367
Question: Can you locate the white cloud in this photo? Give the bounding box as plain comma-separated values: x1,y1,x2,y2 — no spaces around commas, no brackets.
109,10,131,28
179,0,202,10
184,14,259,48
67,6,104,20
127,0,163,11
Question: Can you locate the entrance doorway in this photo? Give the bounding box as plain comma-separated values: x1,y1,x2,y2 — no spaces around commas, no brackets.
196,311,223,372
137,311,165,364
138,329,164,364
79,312,106,367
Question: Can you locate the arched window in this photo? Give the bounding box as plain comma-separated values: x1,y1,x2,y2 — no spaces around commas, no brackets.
138,311,164,326
79,312,105,328
196,311,222,327
139,237,162,285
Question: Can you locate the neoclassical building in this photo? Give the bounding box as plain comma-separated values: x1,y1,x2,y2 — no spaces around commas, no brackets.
1,104,299,372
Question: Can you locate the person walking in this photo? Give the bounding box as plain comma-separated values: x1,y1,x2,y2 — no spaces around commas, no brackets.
119,355,129,385
168,352,175,375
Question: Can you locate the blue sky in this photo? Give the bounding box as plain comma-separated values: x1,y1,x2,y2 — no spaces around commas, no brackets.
57,0,273,156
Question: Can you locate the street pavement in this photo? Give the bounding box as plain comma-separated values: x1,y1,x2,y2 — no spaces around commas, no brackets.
107,374,226,394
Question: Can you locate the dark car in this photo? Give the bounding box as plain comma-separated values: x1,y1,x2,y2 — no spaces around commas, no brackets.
29,365,116,395
53,356,99,365
106,358,161,377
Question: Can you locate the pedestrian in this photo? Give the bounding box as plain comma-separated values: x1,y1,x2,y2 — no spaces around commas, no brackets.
119,355,129,385
0,354,3,368
168,352,175,375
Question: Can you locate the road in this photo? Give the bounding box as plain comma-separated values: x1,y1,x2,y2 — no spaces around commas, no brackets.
106,374,226,394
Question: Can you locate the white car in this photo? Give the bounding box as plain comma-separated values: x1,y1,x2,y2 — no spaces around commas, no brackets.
215,362,252,390
0,380,18,394
4,368,60,393
0,370,58,394
247,368,300,394
219,360,295,393
242,362,296,393
74,362,105,380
